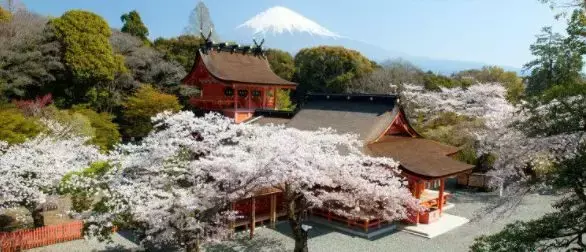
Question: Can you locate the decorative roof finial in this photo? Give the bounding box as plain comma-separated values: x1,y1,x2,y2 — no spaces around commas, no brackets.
252,38,265,56
200,28,214,53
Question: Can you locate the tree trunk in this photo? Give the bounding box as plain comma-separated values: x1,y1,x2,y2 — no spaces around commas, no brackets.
28,204,44,228
286,196,308,252
184,234,201,252
185,239,201,252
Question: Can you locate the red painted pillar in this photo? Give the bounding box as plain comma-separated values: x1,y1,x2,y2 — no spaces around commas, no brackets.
415,180,421,224
250,197,256,239
262,87,267,108
273,87,277,109
438,178,445,216
247,86,252,109
233,84,238,111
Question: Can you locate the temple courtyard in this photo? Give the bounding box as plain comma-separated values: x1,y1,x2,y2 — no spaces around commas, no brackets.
29,185,559,252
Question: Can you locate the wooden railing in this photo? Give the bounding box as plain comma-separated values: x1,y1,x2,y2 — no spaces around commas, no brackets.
0,221,83,252
312,209,385,232
189,96,275,110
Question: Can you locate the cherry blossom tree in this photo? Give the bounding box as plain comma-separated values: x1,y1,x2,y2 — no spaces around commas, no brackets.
401,83,580,201
471,90,586,250
233,125,419,252
76,111,417,252
0,140,7,152
400,83,516,131
0,133,103,227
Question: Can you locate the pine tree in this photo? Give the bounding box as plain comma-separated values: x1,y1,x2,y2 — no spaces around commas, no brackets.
120,10,149,43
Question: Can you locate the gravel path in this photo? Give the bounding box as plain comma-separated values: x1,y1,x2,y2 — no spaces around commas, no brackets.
27,189,559,252
211,190,559,252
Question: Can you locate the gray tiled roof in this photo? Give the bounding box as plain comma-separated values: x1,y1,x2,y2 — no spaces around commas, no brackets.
286,95,397,142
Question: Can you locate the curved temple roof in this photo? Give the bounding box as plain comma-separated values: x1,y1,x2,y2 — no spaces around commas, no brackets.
196,49,297,86
250,93,474,179
366,136,474,180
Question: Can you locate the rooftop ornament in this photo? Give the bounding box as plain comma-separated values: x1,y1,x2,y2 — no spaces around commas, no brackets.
200,28,214,53
252,38,265,57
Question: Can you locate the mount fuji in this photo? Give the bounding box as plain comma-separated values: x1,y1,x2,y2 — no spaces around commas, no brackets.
230,6,520,74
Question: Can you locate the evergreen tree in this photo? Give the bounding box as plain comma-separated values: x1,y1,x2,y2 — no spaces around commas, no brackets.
120,10,149,43
153,35,204,71
523,27,583,96
294,46,375,93
266,49,295,81
121,85,181,139
50,10,127,109
0,10,64,99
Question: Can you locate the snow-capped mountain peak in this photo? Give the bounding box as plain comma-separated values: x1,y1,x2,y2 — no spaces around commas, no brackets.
237,6,341,38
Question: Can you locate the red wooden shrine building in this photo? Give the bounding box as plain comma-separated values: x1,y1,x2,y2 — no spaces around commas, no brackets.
181,40,297,123
180,37,473,237
239,94,474,235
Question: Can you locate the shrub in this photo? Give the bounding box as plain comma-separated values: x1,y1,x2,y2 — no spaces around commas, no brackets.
72,106,120,151
122,85,181,139
276,89,295,111
60,161,112,212
0,105,45,144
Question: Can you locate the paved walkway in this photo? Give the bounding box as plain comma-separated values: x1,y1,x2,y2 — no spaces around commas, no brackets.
27,190,559,252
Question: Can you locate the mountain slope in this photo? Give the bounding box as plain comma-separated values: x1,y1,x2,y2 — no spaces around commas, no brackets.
231,6,521,74
236,6,341,38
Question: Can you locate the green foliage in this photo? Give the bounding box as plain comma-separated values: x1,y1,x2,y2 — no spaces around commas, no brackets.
122,85,182,139
120,10,149,43
422,71,466,91
472,193,586,251
0,10,64,100
72,106,120,151
294,46,375,93
60,161,112,212
83,86,124,113
472,6,586,250
51,10,127,84
417,112,484,147
370,60,382,69
454,66,525,103
276,89,295,111
266,49,295,81
42,105,96,138
110,30,185,96
153,35,204,72
454,144,478,165
0,6,11,22
416,112,488,167
61,161,112,186
348,59,425,94
524,25,584,96
0,105,44,144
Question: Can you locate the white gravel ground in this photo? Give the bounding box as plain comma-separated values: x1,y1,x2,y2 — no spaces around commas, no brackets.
27,188,559,252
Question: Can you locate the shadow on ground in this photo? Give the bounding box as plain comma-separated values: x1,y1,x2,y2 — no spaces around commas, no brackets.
206,221,342,251
206,234,289,252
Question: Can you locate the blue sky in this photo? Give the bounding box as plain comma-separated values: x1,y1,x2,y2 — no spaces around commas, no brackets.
21,0,565,68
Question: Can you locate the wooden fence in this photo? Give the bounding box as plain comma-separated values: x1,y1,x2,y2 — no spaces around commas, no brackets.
457,173,504,196
0,221,83,252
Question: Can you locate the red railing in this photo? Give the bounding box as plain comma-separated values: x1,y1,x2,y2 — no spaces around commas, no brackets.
312,209,386,232
0,221,83,252
189,96,275,110
233,194,282,217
